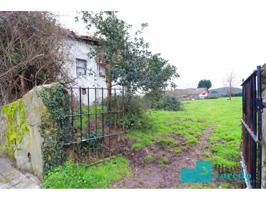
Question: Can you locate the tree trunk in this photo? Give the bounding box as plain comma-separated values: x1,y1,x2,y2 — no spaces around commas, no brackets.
229,83,232,100
107,72,112,112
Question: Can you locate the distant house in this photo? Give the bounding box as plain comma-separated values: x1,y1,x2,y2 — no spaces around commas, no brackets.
166,88,209,100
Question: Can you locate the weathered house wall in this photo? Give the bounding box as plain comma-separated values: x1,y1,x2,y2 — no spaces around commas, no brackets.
63,37,108,104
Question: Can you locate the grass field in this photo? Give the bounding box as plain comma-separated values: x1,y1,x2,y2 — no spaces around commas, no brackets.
43,97,242,188
43,156,131,188
128,96,242,167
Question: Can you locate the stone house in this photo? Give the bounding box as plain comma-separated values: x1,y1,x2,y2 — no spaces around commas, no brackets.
63,31,109,104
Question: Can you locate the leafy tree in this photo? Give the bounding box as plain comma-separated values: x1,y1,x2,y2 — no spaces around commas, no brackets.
143,54,179,107
78,11,179,121
78,11,146,96
78,11,178,98
197,79,212,89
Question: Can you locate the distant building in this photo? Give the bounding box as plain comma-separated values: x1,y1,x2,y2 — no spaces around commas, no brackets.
166,88,209,100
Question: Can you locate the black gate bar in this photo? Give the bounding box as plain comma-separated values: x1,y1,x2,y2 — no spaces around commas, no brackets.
241,65,263,188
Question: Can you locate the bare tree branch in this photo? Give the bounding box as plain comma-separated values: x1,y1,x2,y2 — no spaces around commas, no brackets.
224,71,236,100
0,11,71,104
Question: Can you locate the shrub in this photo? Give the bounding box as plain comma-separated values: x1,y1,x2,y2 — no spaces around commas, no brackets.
112,95,152,129
124,96,152,129
142,94,182,111
205,96,218,99
155,96,182,111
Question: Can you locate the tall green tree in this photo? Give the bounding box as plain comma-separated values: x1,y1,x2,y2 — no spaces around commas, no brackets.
143,54,178,106
197,79,212,89
78,11,178,96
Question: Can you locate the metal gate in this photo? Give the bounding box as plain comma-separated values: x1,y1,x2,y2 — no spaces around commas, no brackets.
61,86,128,162
241,66,263,188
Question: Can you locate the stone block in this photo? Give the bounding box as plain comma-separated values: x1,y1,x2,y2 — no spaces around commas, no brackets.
0,83,69,179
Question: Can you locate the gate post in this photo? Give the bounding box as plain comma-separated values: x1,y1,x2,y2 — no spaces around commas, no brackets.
261,64,266,188
242,65,264,188
257,65,262,188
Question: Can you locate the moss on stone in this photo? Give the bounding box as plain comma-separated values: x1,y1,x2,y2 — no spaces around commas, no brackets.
1,99,30,158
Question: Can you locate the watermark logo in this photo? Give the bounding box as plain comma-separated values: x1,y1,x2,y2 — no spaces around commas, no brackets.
180,160,250,184
180,160,212,183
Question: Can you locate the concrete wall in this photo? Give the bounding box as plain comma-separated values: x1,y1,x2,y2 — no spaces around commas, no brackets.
0,83,68,179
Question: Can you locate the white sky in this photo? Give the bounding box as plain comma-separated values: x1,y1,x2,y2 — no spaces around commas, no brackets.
18,0,266,89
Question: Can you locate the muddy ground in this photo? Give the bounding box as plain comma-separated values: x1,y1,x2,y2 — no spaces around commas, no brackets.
112,127,214,188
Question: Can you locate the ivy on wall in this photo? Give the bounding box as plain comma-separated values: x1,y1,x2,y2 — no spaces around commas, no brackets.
38,84,71,174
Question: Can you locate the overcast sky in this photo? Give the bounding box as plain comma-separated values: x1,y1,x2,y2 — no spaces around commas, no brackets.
56,1,266,89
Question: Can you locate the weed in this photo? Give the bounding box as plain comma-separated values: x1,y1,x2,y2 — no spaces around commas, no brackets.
131,143,143,151
157,156,170,165
158,137,177,147
170,146,182,154
145,154,154,162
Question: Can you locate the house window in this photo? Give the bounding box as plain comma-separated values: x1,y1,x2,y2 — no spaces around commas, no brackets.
82,88,86,95
76,59,87,76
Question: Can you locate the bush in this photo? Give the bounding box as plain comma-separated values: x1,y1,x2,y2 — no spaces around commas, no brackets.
122,95,152,129
205,96,218,99
155,96,182,111
142,93,182,111
111,95,152,129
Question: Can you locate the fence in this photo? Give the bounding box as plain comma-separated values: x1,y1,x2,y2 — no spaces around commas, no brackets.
241,66,263,188
61,86,128,162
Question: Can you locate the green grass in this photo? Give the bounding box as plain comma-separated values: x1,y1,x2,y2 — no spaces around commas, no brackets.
74,105,107,129
158,137,178,147
126,110,208,150
157,156,170,165
145,154,154,162
127,97,242,167
43,97,241,188
42,156,131,188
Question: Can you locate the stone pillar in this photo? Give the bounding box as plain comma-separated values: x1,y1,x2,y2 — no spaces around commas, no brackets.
0,83,70,179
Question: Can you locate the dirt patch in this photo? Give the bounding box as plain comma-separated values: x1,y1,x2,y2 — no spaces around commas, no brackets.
111,127,213,188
